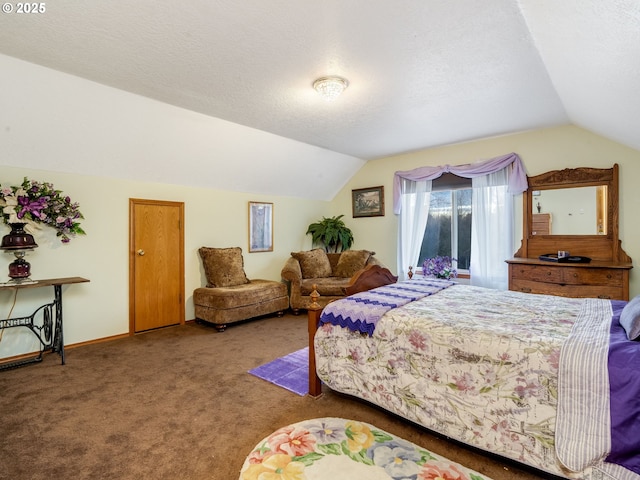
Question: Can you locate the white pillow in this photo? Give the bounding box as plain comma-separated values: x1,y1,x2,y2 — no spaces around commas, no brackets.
620,295,640,341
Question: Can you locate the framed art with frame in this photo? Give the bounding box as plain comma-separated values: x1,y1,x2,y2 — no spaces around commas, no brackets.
352,186,385,218
248,201,273,252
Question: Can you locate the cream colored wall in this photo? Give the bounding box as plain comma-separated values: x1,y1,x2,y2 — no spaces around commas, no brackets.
0,54,337,360
0,165,326,360
2,57,638,363
3,127,638,362
330,125,640,296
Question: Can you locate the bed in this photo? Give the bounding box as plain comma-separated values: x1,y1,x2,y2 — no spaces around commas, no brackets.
307,276,640,480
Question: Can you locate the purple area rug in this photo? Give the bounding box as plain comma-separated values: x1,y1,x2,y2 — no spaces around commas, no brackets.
248,347,309,396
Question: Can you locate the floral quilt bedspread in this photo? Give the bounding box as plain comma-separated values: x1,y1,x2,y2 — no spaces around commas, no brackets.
315,284,611,479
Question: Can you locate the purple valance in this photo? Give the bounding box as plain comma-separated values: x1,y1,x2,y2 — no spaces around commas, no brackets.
393,152,528,214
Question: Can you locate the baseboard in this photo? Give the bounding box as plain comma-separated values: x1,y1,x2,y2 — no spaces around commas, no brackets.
0,321,200,366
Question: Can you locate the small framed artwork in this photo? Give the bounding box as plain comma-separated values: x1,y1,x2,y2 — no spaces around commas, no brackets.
352,186,385,218
248,201,273,252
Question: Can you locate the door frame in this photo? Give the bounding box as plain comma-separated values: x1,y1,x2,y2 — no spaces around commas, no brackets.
128,198,185,335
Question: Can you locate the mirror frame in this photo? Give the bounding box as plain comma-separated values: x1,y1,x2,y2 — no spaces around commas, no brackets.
515,164,630,263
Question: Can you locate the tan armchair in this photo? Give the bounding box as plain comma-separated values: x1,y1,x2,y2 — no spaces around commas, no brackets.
281,248,384,314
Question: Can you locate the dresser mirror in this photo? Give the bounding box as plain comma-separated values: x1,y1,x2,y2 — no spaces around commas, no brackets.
531,185,607,235
515,164,630,263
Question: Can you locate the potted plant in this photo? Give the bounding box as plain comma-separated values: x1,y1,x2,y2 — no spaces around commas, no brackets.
306,215,354,253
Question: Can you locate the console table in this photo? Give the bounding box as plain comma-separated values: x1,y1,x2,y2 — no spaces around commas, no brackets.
0,277,89,371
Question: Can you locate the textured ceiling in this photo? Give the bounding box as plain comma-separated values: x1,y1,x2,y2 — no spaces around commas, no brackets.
0,1,638,170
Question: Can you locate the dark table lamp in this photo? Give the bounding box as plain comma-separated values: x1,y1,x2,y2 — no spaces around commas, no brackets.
1,223,38,282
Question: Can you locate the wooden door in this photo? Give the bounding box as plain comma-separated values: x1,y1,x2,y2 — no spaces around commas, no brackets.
129,199,185,333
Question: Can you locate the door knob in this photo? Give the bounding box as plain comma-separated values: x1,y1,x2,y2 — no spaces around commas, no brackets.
137,249,145,256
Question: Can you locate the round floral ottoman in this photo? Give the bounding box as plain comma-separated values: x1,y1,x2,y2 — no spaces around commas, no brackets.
239,417,493,480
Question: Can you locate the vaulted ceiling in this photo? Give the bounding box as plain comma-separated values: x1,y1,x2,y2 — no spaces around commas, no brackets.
1,1,638,183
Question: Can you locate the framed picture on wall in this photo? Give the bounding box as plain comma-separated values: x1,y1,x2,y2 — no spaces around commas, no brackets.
248,201,273,252
352,186,385,218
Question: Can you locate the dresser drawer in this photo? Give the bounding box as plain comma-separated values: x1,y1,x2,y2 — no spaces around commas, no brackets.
510,278,623,299
508,260,630,301
510,264,562,283
560,268,623,286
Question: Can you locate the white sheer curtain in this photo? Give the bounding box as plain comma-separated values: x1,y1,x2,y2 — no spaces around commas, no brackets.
470,166,513,290
397,178,431,280
394,153,526,288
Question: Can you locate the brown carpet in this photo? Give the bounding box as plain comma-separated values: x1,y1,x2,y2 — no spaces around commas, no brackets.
0,313,550,480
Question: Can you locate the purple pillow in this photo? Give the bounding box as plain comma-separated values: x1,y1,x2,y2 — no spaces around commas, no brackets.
620,295,640,341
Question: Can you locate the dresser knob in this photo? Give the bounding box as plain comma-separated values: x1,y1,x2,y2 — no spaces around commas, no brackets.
573,273,578,278
547,272,551,276
607,274,612,279
521,287,532,293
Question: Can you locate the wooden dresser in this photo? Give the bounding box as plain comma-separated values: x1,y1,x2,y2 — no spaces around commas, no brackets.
507,258,631,300
509,164,632,301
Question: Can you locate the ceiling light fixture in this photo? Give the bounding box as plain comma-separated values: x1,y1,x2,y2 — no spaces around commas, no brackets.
313,76,349,102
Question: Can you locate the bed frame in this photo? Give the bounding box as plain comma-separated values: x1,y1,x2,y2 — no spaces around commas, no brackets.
306,264,398,397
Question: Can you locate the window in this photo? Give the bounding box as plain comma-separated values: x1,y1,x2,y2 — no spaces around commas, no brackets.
395,154,522,288
418,174,471,272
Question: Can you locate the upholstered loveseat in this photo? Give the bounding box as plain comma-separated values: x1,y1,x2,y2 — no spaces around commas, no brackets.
194,247,288,331
281,248,384,314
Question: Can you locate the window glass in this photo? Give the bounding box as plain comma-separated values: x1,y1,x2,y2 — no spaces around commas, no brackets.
455,189,471,270
418,177,471,272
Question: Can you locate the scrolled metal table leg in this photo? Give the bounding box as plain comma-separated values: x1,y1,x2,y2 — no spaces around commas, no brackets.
52,284,65,365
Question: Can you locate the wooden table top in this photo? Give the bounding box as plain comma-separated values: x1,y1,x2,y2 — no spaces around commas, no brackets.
0,277,90,290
